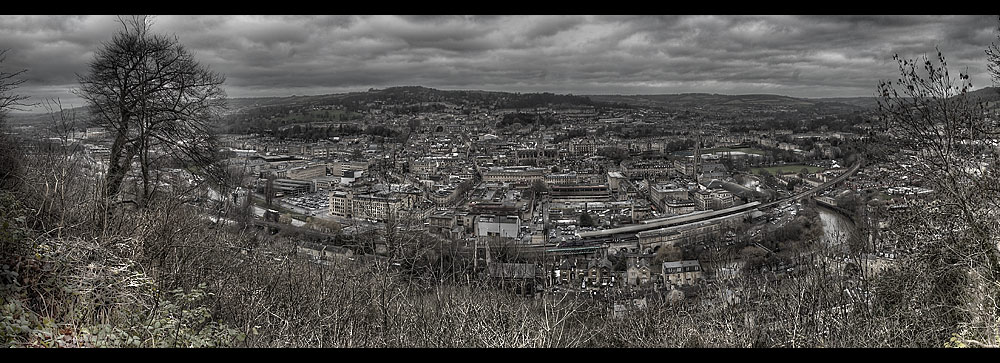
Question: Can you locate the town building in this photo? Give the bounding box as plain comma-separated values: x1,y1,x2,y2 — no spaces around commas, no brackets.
662,260,703,286
330,190,402,222
488,262,541,296
481,166,546,184
476,214,521,239
693,188,736,210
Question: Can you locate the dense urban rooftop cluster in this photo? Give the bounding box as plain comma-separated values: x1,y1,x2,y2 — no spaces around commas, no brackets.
37,89,883,299
10,86,925,303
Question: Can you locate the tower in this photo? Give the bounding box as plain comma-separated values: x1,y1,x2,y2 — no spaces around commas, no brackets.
693,127,702,185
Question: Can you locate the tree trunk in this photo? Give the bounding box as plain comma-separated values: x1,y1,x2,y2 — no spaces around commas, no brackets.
106,130,133,198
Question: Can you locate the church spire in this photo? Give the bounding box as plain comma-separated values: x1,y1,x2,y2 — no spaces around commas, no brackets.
693,127,702,185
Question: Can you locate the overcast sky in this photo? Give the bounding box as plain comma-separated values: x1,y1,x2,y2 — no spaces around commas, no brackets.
1,15,998,112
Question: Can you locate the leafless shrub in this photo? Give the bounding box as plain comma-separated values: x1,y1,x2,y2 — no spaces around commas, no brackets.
865,29,1000,346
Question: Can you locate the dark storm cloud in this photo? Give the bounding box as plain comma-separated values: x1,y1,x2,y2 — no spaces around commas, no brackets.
2,15,998,112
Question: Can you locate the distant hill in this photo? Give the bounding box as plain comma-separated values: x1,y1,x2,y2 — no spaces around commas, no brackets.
965,86,1000,106
5,106,89,128
19,86,1000,130
813,96,880,109
817,87,1000,110
228,86,602,113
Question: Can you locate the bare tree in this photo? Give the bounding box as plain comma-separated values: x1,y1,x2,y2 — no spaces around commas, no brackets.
867,27,1000,345
1,49,31,190
988,16,1000,88
77,16,226,206
0,49,29,115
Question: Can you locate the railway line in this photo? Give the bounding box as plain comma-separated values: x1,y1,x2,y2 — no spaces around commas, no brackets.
575,161,862,240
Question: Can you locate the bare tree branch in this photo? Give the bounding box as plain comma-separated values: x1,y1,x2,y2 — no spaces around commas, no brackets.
77,16,227,205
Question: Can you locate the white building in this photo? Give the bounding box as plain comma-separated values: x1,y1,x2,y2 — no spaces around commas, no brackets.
476,215,520,239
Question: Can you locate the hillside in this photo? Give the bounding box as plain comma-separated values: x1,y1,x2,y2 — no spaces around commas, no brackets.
224,85,998,116
965,86,1000,108
5,106,88,128
21,87,1000,132
228,86,601,113
814,96,880,109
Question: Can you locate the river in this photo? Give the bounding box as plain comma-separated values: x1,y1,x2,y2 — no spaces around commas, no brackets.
816,205,856,253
